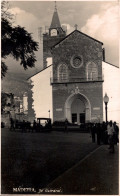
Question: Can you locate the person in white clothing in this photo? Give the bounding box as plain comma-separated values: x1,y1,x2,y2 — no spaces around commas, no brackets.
107,121,115,153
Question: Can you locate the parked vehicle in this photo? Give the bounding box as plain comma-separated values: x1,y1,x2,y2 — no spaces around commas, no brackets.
36,118,52,132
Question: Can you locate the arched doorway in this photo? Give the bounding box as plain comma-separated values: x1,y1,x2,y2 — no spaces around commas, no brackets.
64,93,91,124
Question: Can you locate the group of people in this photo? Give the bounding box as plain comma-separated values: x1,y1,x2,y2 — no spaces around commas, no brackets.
10,118,31,132
90,121,119,153
10,118,52,132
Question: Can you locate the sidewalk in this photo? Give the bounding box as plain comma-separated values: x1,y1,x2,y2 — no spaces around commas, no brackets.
47,144,119,195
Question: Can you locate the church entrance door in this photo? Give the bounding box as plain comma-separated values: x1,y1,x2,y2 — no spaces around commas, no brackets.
72,113,77,124
65,93,91,123
79,113,85,124
71,98,85,124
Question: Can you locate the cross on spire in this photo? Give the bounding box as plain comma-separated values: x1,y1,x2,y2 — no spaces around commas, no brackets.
74,24,78,30
55,1,57,11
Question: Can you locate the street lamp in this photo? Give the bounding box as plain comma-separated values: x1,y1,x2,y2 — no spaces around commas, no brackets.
48,110,50,118
103,93,109,122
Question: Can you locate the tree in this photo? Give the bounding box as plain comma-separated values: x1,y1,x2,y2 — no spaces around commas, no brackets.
1,92,8,112
1,92,14,113
27,80,36,121
1,1,39,78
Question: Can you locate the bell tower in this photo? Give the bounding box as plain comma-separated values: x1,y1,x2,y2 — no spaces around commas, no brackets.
43,2,66,68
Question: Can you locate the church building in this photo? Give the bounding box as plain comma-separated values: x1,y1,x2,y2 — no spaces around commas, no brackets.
28,5,120,124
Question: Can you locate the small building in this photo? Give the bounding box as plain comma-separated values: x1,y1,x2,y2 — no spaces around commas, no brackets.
28,5,120,125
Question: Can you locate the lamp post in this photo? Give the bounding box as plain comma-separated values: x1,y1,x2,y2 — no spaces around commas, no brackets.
103,93,109,122
48,110,50,118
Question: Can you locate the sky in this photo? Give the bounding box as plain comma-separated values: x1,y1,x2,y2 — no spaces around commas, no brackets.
2,0,119,96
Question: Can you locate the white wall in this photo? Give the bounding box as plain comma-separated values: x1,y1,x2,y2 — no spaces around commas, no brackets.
102,62,120,125
47,57,52,67
31,65,53,120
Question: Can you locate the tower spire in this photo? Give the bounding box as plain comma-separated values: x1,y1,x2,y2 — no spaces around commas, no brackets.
50,2,61,28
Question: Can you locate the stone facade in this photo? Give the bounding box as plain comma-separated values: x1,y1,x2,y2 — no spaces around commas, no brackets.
51,30,103,123
52,83,103,123
52,31,103,80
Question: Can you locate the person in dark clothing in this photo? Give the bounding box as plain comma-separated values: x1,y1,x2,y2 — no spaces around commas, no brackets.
91,123,96,143
101,121,107,144
33,120,37,132
96,123,101,145
113,121,119,144
10,118,15,131
47,119,52,131
26,121,31,132
104,122,109,144
22,120,26,132
64,119,68,133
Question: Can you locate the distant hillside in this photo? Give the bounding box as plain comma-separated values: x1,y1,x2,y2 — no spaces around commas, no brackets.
1,49,43,97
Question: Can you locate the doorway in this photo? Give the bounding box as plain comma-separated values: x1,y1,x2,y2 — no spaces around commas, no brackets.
72,113,77,124
71,98,85,124
80,113,85,124
64,92,91,123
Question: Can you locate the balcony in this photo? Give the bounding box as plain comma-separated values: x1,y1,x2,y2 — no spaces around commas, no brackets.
50,76,104,84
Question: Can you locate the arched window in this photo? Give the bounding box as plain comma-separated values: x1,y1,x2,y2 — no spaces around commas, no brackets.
58,63,68,82
86,62,98,81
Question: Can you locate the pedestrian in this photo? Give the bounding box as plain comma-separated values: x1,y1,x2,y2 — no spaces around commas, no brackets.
27,121,31,132
96,123,101,145
33,120,37,132
47,119,52,131
22,120,26,132
113,121,119,144
10,118,15,131
107,121,115,153
101,121,107,144
64,119,68,133
91,123,96,143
